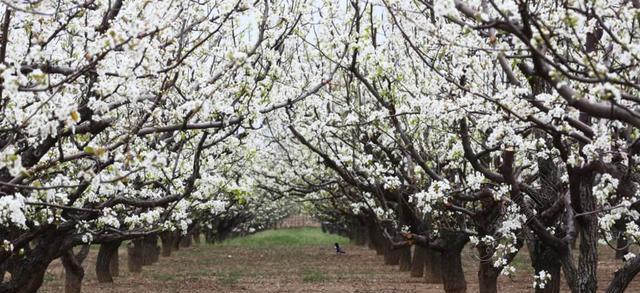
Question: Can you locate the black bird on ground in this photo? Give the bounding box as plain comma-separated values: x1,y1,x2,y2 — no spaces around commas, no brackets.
334,243,345,254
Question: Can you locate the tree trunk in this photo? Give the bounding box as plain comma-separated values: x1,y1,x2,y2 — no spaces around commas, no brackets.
150,234,160,263
172,231,181,251
110,247,119,277
367,224,376,250
354,225,367,246
383,240,400,265
424,248,443,283
478,260,498,293
574,172,599,293
18,267,47,293
160,231,174,257
410,246,426,277
62,259,83,293
180,233,192,247
205,229,216,244
141,234,159,265
3,230,67,293
361,225,370,248
439,232,468,293
96,241,121,282
441,249,467,293
477,243,499,293
61,246,90,293
529,239,561,293
398,245,412,271
127,240,143,273
193,229,201,244
373,229,384,255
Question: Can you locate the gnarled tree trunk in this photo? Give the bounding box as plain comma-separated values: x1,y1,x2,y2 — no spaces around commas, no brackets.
61,245,90,293
96,241,121,283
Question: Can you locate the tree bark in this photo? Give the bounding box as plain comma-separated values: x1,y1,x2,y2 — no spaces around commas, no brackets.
160,231,174,257
192,225,201,244
180,233,192,247
529,239,561,293
127,240,143,273
373,228,384,255
141,234,159,265
172,231,181,251
478,260,498,293
62,256,83,293
2,229,68,293
205,229,216,244
383,239,400,265
61,246,90,293
367,224,376,250
18,267,48,293
424,248,443,283
96,241,121,283
410,246,426,277
110,246,119,277
354,225,367,246
150,234,160,263
573,171,599,293
439,232,468,293
398,245,412,271
605,255,640,293
477,242,499,293
441,249,467,293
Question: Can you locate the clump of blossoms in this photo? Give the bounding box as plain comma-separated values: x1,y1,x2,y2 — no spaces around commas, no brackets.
0,194,27,229
533,270,552,289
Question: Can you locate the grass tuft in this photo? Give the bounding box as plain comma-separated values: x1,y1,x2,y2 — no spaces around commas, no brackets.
218,228,348,247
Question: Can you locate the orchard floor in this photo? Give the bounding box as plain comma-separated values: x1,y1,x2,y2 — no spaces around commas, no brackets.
40,228,640,293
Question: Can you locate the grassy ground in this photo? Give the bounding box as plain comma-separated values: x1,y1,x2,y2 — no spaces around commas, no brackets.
39,228,640,292
219,227,348,247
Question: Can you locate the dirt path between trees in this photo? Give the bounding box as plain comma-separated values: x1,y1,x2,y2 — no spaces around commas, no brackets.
40,241,640,292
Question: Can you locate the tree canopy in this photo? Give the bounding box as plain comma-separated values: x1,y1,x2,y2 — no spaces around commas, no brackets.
1,1,640,293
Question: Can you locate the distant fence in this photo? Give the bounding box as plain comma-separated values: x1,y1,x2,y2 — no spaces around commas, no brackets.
274,214,320,229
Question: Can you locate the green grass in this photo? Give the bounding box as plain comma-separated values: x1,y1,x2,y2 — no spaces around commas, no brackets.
148,272,177,282
301,268,329,283
218,227,348,247
218,270,243,285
